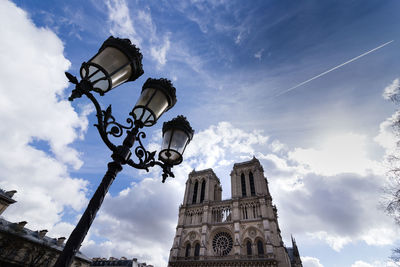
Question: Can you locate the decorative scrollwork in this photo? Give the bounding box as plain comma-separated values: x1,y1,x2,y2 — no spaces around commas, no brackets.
65,72,176,183
101,105,134,138
131,132,156,171
126,130,174,183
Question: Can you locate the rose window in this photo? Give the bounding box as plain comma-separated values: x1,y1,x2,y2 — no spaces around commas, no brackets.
212,232,233,256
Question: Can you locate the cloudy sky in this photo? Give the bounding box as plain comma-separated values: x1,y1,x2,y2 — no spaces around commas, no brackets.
1,0,400,266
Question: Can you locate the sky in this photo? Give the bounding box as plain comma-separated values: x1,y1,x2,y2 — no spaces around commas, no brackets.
0,0,400,266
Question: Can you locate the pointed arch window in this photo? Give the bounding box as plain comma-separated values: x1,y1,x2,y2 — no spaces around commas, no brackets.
249,172,255,196
194,243,200,258
200,180,206,203
241,173,246,197
185,243,191,257
192,181,198,204
246,241,252,256
257,240,264,255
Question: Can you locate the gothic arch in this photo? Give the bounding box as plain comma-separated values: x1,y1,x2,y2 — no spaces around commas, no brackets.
182,241,191,257
241,226,263,243
194,242,201,258
192,180,199,204
249,171,256,196
200,179,206,203
254,237,265,256
183,231,199,243
241,173,247,197
241,237,253,256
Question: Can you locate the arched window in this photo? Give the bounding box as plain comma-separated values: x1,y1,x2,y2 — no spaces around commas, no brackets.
185,243,191,257
241,173,246,197
192,181,198,204
257,240,264,255
200,180,206,203
249,172,256,196
246,240,252,255
194,243,200,258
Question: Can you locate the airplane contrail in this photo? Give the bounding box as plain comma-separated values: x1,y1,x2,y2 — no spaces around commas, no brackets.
275,40,394,97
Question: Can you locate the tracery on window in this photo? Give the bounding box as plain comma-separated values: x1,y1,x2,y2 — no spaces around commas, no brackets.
211,205,231,223
240,201,261,220
212,232,233,256
185,208,203,225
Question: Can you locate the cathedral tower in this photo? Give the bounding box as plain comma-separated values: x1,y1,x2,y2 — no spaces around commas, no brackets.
168,157,302,267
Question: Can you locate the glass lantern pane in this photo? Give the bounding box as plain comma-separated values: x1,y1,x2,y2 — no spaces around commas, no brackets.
159,129,188,165
88,65,98,76
81,68,86,78
90,47,132,89
133,88,169,125
132,107,155,126
94,80,109,92
161,130,172,151
89,69,106,82
169,129,189,154
146,89,169,120
135,88,155,107
110,64,131,88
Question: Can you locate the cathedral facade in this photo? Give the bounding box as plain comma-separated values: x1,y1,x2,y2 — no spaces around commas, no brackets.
168,157,302,267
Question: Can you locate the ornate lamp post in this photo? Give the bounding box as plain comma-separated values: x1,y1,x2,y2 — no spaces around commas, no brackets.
54,36,194,267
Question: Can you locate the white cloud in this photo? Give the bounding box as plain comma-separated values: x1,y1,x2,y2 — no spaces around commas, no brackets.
351,260,400,267
184,121,268,170
105,0,172,68
383,78,400,101
80,120,399,265
289,132,383,176
257,132,398,251
277,170,398,251
0,0,89,234
105,0,141,46
302,256,324,267
375,111,399,155
150,33,171,67
81,122,269,266
352,261,375,267
254,48,264,60
270,139,288,153
308,231,352,251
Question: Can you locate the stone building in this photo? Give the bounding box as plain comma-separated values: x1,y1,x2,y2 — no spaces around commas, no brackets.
91,256,153,267
0,189,91,267
168,157,302,267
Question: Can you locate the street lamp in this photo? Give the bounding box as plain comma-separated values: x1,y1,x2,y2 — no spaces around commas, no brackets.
54,36,194,267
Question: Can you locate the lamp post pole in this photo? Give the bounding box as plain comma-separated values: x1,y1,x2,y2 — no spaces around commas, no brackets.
53,36,194,267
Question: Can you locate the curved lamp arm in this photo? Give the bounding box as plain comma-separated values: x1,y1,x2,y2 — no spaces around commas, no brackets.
126,158,174,183
66,72,136,153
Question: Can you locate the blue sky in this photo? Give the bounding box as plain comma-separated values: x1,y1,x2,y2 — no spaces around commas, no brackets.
1,0,400,266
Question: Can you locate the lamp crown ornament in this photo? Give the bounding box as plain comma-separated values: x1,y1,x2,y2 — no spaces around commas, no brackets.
99,36,144,81
142,78,177,110
162,115,194,139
